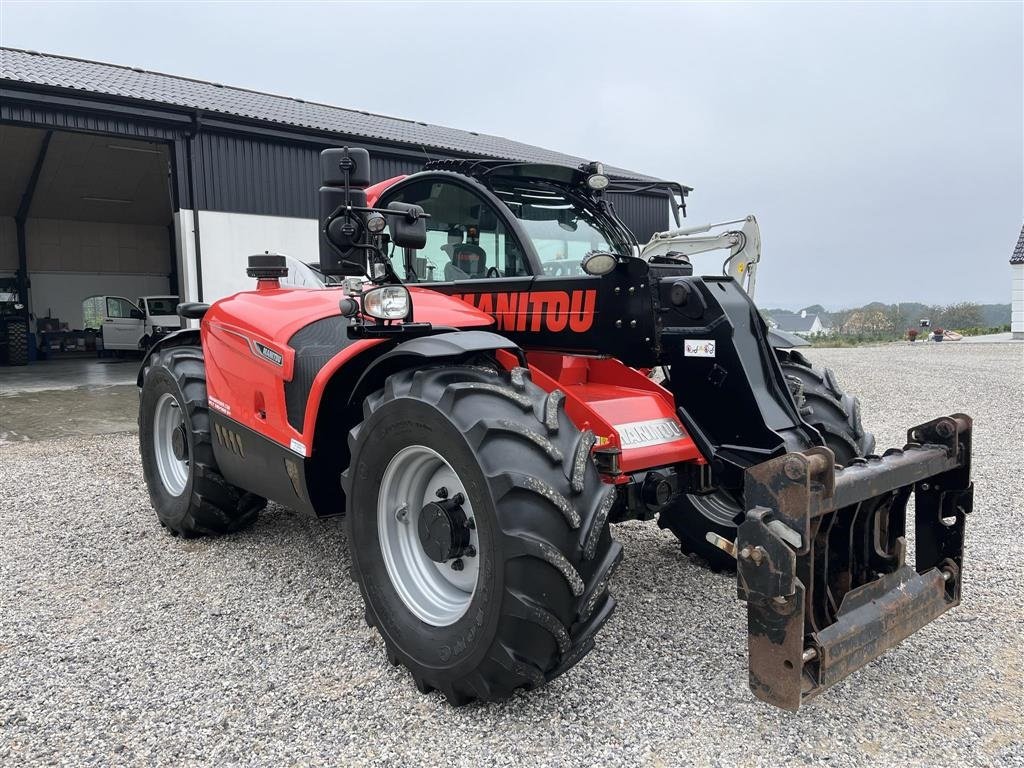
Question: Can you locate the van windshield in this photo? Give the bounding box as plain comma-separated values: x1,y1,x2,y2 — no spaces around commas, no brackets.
490,181,629,277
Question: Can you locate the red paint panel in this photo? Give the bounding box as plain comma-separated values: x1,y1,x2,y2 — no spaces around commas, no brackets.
524,351,704,473
203,284,495,453
365,175,406,207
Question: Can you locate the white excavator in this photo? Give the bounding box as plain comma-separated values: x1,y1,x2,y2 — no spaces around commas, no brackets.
639,214,763,298
638,214,809,348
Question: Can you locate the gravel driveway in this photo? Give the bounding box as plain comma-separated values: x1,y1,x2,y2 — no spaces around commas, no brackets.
1,343,1022,767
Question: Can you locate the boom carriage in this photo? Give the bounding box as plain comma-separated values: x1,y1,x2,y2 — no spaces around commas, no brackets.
139,147,973,710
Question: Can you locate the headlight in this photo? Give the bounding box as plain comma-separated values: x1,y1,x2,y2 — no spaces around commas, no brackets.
365,212,387,234
586,173,610,191
580,251,618,276
362,285,410,320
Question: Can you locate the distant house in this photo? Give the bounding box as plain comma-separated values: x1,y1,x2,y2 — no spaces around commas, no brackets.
1012,225,1024,340
767,309,830,336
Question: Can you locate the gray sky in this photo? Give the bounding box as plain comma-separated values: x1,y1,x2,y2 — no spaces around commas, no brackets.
2,1,1021,308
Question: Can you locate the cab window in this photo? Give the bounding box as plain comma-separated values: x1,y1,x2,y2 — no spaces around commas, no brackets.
106,297,140,319
383,180,529,282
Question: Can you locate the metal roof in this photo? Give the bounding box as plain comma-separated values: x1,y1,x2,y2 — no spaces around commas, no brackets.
1012,224,1024,265
0,47,660,182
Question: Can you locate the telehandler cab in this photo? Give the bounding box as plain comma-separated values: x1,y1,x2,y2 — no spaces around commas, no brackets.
139,147,973,710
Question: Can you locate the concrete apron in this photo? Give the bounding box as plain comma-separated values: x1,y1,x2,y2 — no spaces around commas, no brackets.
0,358,140,444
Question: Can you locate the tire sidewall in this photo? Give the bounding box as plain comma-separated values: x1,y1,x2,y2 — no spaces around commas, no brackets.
139,361,197,528
348,396,503,678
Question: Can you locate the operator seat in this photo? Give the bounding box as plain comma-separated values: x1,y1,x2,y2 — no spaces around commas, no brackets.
444,244,488,281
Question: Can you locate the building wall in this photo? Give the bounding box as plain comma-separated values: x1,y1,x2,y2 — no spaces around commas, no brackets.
29,272,170,327
1012,263,1024,339
25,217,170,324
188,131,669,242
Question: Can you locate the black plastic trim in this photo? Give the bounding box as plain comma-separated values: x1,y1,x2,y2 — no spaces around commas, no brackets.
209,412,316,517
284,315,352,431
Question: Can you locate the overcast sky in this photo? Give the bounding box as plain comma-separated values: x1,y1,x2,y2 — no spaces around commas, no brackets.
2,1,1021,308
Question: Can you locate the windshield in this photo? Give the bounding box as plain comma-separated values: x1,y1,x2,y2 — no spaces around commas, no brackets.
490,181,629,277
144,297,178,315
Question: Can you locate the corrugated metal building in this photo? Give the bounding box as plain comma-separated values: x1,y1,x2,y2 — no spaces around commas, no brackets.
0,47,671,326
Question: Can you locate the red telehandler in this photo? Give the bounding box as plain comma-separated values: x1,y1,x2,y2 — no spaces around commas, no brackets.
138,148,973,709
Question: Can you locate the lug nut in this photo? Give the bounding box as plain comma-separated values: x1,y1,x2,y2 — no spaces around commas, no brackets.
467,517,476,530
451,492,465,505
395,504,409,523
451,559,465,571
435,487,449,499
465,546,477,558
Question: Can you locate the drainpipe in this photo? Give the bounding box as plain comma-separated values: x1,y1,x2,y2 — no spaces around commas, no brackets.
186,110,204,301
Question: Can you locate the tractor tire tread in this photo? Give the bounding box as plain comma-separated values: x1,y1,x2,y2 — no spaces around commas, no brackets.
346,362,619,705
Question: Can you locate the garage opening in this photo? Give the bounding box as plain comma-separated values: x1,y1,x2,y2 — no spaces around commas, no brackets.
0,126,175,368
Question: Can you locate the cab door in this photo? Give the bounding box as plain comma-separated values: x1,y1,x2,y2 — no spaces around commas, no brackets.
378,175,534,284
102,296,145,350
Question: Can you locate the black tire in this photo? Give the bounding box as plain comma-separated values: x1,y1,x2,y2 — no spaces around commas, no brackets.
138,345,264,537
776,349,875,464
343,361,621,704
5,320,28,366
658,349,875,571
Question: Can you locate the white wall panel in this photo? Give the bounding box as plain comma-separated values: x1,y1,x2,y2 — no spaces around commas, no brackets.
196,210,317,301
174,209,200,305
1012,264,1024,337
26,218,168,273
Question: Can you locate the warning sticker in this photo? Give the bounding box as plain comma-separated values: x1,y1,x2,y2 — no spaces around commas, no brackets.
208,395,231,416
684,340,716,358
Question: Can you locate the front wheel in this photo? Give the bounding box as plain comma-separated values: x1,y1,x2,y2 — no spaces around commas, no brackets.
658,349,876,571
343,361,622,704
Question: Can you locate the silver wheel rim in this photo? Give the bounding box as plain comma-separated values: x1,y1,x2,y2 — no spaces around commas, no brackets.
378,445,479,627
153,392,189,497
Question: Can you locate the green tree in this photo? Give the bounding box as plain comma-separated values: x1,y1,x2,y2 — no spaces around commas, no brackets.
936,302,983,330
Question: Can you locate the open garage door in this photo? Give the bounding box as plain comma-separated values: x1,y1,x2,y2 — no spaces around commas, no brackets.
0,126,175,365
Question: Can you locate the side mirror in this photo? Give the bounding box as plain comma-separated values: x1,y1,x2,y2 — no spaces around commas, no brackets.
387,202,427,250
320,147,370,187
319,147,373,276
320,186,369,276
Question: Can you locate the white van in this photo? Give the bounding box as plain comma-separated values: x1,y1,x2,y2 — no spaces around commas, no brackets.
82,295,181,351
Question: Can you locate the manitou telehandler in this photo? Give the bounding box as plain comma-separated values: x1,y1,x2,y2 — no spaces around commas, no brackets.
138,148,973,710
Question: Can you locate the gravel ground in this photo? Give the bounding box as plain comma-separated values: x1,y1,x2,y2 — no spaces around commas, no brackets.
1,343,1022,767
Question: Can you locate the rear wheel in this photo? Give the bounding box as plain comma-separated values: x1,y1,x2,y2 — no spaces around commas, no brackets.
658,349,875,571
138,345,264,537
343,361,621,704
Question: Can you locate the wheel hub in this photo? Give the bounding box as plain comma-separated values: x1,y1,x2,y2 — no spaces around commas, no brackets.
418,494,472,562
171,424,188,461
377,445,480,627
